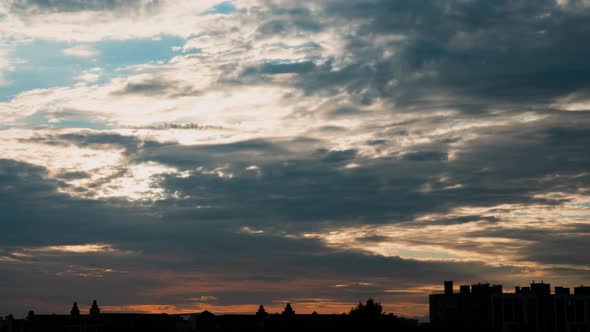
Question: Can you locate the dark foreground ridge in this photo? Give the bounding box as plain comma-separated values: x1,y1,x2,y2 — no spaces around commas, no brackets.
2,280,589,332
0,298,420,332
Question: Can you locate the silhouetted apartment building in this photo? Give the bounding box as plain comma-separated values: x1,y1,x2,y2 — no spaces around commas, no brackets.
430,280,590,332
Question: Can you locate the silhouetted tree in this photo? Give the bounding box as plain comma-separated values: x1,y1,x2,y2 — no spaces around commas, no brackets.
89,300,100,316
282,303,295,317
200,310,215,318
196,310,216,331
349,298,384,319
70,302,80,316
27,310,35,320
256,305,268,318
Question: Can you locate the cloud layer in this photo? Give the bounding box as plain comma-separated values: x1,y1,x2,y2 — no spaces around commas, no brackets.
0,0,589,320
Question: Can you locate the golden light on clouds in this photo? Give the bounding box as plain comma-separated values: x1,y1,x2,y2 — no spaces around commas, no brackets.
299,192,590,269
20,243,125,255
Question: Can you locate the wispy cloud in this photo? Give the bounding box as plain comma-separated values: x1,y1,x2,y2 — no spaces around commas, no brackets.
62,45,99,58
76,67,103,83
23,244,116,254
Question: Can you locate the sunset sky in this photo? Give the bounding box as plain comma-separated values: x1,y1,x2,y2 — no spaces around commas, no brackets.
1,0,589,320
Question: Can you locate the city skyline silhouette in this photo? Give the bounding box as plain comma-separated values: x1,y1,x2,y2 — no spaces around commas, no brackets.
3,280,589,331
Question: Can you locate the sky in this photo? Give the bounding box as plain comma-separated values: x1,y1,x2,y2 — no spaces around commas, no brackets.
1,0,590,320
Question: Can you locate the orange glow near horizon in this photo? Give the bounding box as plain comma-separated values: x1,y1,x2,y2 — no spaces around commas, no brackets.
100,300,427,318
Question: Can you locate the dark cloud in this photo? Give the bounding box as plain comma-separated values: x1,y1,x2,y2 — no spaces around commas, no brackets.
0,159,518,316
325,106,363,118
403,151,448,162
33,110,585,230
242,61,317,76
21,132,144,157
260,0,590,113
0,159,146,247
467,223,590,266
59,116,564,235
255,6,323,35
58,132,141,148
316,149,357,163
112,77,201,97
57,171,91,180
133,139,287,169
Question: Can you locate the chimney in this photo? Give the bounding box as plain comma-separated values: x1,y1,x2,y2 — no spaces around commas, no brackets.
444,281,453,295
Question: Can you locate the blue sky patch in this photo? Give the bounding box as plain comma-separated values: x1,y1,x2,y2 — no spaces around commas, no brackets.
16,110,108,130
1,35,185,101
572,202,590,208
201,1,236,15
